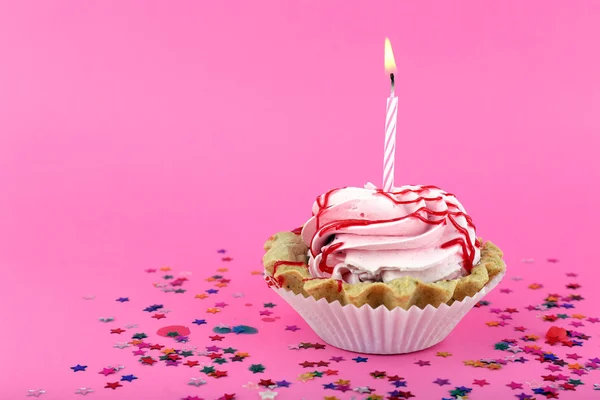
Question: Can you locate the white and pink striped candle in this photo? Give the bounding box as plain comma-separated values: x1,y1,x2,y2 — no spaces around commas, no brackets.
383,38,397,193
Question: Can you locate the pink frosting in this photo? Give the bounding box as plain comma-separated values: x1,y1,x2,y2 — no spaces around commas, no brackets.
300,183,481,284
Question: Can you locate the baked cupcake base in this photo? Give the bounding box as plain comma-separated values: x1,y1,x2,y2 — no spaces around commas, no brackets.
263,231,506,311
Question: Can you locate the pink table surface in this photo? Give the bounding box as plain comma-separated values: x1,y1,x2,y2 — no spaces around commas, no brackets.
1,1,600,399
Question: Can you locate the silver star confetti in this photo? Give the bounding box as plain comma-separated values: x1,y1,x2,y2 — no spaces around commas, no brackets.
107,364,125,371
232,292,244,298
179,271,193,276
124,323,138,329
259,390,278,400
594,383,600,390
354,386,372,394
187,377,206,387
26,389,46,397
82,295,95,300
75,388,94,396
113,342,130,349
243,382,259,390
287,344,300,350
511,276,523,281
216,324,230,329
99,316,114,323
521,258,535,263
526,380,542,389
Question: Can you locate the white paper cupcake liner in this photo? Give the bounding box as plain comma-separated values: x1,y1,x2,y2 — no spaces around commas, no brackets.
273,272,505,354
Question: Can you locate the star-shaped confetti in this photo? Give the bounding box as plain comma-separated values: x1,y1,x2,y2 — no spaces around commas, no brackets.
258,390,278,400
507,381,523,390
71,364,87,372
104,382,122,390
26,389,46,397
120,374,137,382
249,364,265,373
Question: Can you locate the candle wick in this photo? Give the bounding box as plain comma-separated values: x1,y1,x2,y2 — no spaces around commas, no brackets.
390,73,395,96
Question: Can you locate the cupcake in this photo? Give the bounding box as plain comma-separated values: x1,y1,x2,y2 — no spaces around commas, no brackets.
263,183,506,354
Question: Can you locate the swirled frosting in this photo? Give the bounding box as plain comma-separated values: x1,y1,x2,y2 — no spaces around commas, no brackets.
300,183,481,283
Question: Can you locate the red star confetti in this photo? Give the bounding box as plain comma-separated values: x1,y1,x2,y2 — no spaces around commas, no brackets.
104,382,122,390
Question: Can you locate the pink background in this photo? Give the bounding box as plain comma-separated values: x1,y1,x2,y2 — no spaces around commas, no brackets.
1,1,599,399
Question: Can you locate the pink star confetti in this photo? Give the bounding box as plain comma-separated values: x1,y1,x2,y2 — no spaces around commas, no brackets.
507,382,523,390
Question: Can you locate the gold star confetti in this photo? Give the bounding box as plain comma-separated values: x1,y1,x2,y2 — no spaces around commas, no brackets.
334,379,350,385
215,282,228,288
297,372,314,382
486,321,500,327
159,266,172,271
528,283,543,290
436,351,452,358
195,293,208,299
251,270,263,275
571,314,586,319
206,308,220,314
161,348,176,354
217,268,228,272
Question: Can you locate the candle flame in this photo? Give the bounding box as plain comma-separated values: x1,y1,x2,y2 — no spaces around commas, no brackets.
384,38,397,74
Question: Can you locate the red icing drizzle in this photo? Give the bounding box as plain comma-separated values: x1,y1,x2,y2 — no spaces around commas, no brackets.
291,226,303,235
266,261,309,289
311,185,477,273
318,242,343,275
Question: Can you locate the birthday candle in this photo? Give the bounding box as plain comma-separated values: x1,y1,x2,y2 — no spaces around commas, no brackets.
383,38,398,193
